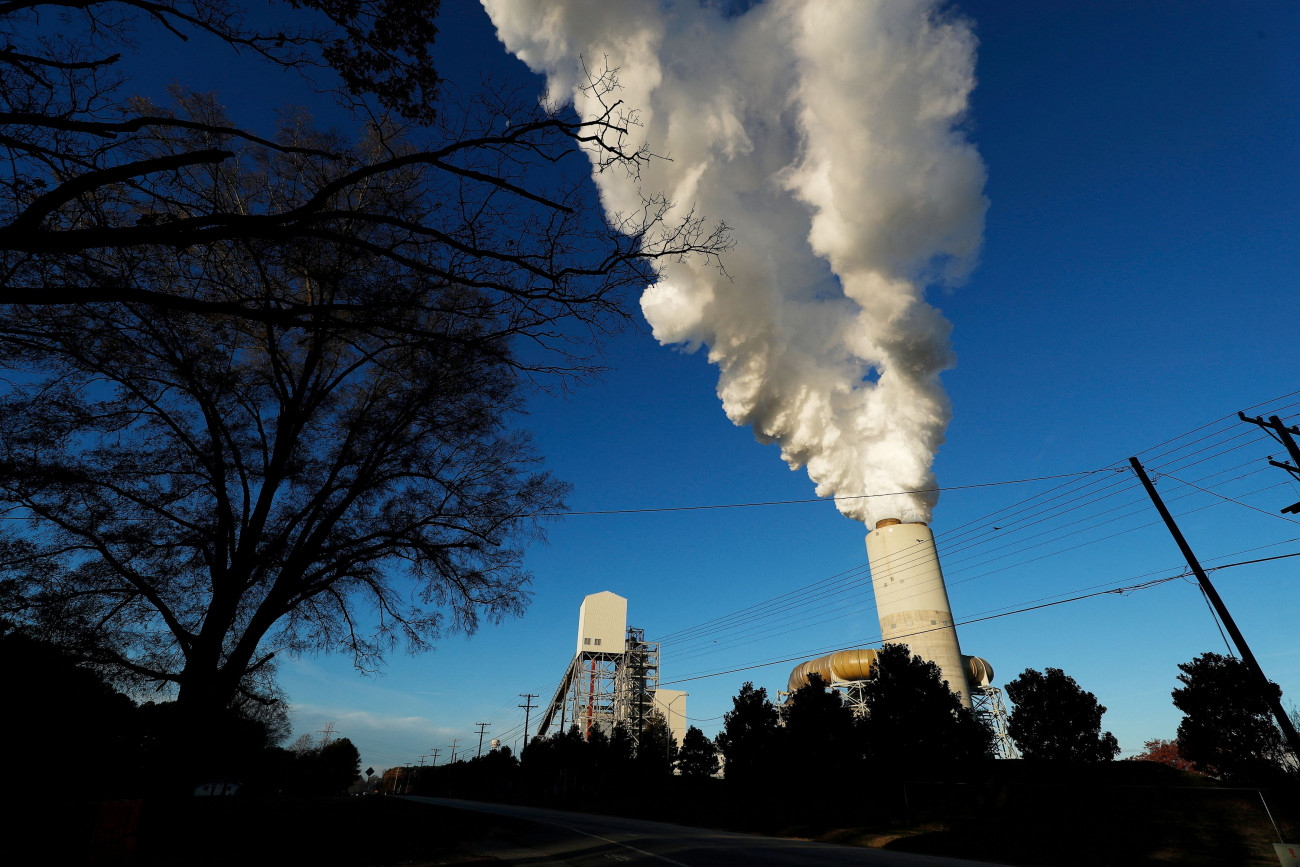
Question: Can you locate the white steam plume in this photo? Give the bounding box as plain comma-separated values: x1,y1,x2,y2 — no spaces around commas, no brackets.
484,0,987,526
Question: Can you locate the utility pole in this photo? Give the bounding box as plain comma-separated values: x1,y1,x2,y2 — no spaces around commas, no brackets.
475,722,491,758
1239,412,1300,514
1129,457,1300,760
449,738,460,763
429,748,440,766
418,755,427,767
518,693,537,745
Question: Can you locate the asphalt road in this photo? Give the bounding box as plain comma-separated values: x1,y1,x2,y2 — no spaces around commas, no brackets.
402,797,1005,866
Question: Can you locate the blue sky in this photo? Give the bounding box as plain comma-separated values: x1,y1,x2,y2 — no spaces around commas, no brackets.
224,1,1300,771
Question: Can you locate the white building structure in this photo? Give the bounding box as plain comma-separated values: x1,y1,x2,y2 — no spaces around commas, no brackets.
536,592,687,747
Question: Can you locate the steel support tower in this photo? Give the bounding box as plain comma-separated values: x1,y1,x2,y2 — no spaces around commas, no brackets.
971,684,1018,759
536,625,660,741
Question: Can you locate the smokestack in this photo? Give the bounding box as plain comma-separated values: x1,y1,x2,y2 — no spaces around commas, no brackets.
484,0,987,530
866,518,971,707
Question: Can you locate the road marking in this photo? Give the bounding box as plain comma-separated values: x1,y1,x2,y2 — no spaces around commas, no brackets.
403,798,693,865
549,821,693,867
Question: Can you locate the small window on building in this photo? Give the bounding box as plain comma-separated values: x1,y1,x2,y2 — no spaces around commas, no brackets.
584,637,591,645
594,638,602,646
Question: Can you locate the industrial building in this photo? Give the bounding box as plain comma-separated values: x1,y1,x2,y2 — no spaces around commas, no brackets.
536,591,687,747
539,522,1015,759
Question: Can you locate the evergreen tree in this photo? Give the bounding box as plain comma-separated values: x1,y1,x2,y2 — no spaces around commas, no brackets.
1005,667,1120,762
1173,652,1290,784
782,673,858,786
637,711,678,778
716,681,781,785
858,644,992,768
676,726,721,779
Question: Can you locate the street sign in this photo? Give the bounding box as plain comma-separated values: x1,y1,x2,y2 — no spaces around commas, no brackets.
365,767,374,777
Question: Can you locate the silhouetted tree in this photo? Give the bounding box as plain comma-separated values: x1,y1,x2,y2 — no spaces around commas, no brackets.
1131,738,1195,772
418,743,519,800
1005,667,1120,762
0,4,727,740
716,681,781,786
676,726,720,779
519,725,590,798
317,738,362,793
782,673,857,787
858,643,992,767
0,623,138,797
637,711,678,778
608,722,637,780
1173,652,1290,784
0,1,727,323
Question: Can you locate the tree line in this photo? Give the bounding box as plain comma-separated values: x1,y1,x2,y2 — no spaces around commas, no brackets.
8,604,1295,814
381,641,1295,816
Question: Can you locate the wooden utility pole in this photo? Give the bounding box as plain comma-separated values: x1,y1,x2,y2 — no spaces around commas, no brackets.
475,722,491,758
429,748,441,766
518,693,537,745
1239,412,1300,514
1129,457,1300,759
449,738,460,763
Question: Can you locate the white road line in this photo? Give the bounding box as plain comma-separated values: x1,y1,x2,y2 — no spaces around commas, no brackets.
547,821,694,867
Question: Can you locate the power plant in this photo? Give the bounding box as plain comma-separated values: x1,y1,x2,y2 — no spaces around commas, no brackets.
786,518,1016,758
535,592,687,749
537,525,1014,759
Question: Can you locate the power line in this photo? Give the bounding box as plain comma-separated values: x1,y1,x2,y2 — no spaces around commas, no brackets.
660,549,1300,687
547,470,1111,517
659,472,1281,662
668,479,1292,668
653,405,1297,659
508,394,1300,739
1162,472,1300,524
662,574,1186,686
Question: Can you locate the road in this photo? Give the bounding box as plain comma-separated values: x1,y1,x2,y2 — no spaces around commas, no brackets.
402,797,1005,866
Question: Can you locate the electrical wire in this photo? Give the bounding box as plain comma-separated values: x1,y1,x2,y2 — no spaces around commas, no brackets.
1161,472,1300,524
546,470,1113,517
661,574,1188,686
661,548,1300,687
496,393,1300,741
652,403,1297,658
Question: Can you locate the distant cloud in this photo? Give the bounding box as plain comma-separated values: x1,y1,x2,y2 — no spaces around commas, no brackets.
288,704,461,770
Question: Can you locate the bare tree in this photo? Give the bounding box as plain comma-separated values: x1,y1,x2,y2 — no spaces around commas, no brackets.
0,3,728,734
0,1,725,334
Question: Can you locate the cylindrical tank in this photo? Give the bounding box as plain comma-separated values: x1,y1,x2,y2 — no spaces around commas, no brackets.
787,649,992,695
866,519,972,707
787,648,880,693
490,738,501,751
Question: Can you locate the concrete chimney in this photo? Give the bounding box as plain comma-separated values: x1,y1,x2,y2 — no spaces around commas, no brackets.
865,519,972,707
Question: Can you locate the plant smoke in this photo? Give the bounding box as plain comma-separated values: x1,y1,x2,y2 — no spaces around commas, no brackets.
484,0,987,525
